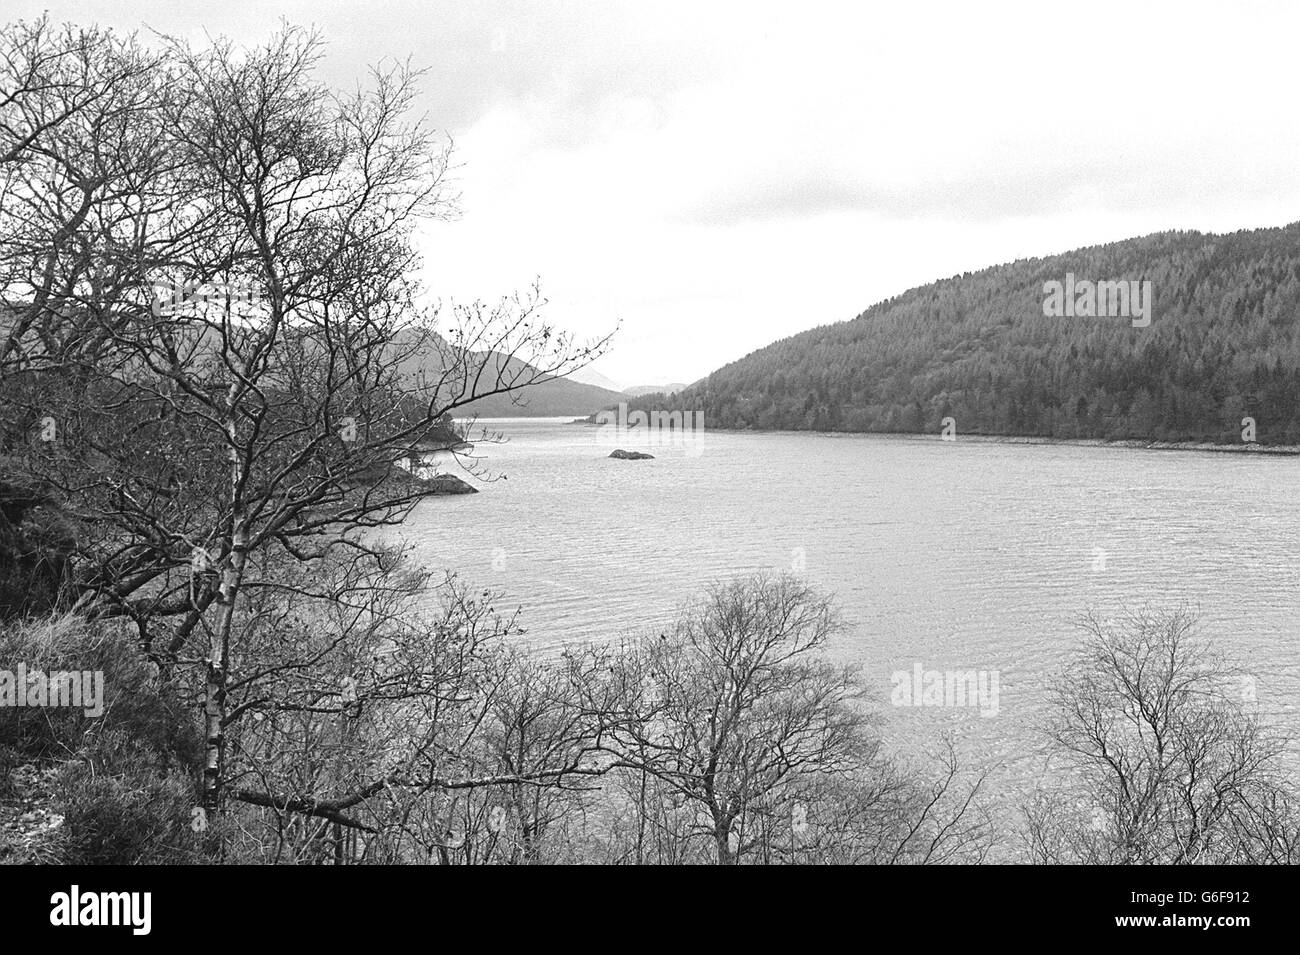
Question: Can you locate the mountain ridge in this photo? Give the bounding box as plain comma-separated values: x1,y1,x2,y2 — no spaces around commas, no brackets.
645,223,1300,444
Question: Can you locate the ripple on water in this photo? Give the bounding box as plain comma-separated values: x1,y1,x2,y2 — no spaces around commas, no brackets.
395,420,1300,845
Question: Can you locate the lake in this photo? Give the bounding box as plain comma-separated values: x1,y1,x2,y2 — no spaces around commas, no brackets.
397,417,1300,844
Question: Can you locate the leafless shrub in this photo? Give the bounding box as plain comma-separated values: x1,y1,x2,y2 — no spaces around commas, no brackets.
1023,608,1298,864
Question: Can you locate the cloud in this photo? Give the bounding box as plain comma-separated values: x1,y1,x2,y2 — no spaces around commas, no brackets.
679,151,1300,228
10,0,1300,385
678,172,1069,226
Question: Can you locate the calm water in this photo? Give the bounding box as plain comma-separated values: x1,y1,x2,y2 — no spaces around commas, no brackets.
397,418,1300,838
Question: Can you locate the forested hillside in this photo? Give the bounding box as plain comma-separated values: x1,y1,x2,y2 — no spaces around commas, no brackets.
665,225,1300,443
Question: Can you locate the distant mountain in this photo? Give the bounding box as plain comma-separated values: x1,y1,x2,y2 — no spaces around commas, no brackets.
1,304,621,420
624,383,689,397
650,224,1300,444
388,331,625,418
460,372,624,417
567,367,625,393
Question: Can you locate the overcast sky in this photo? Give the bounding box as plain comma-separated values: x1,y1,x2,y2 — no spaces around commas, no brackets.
10,1,1300,387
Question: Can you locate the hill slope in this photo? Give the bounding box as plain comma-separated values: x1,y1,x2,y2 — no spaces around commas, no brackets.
664,224,1300,444
624,382,690,397
458,369,624,418
389,331,625,418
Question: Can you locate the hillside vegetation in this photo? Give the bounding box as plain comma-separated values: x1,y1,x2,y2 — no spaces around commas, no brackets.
662,225,1300,443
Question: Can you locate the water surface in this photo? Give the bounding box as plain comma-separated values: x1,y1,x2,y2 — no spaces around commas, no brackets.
397,418,1300,838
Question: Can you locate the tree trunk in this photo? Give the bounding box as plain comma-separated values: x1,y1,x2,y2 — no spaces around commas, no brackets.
202,407,247,814
202,534,245,811
713,815,734,865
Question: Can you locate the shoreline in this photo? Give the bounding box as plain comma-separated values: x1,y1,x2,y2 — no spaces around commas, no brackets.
571,416,1299,456
889,432,1300,456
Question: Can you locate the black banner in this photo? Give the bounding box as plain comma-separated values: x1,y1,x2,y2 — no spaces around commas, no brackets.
0,865,1276,942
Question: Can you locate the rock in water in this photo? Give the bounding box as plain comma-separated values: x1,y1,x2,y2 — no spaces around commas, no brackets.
609,449,654,460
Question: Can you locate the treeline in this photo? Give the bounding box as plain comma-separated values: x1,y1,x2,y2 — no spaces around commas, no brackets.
1,574,996,865
5,570,1297,864
648,226,1300,442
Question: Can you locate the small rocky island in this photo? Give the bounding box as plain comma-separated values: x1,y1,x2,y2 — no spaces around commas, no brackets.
355,463,478,494
609,449,654,460
420,472,478,494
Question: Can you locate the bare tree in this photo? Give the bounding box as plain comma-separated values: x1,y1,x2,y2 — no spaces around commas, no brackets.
776,739,991,864
0,21,610,823
1023,608,1298,864
0,18,171,373
470,646,608,863
345,633,614,865
597,574,868,864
